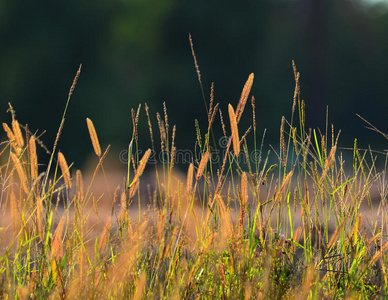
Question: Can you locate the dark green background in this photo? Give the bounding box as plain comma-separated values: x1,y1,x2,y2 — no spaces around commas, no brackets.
1,0,388,169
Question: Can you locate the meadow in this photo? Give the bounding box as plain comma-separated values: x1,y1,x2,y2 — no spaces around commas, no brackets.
0,60,387,299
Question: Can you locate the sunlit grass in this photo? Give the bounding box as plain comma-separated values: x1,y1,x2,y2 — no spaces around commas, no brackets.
0,62,387,299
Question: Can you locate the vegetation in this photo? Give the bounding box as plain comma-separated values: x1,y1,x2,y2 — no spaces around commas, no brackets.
0,62,387,299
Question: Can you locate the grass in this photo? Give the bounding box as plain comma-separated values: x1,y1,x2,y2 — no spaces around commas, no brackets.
0,61,387,299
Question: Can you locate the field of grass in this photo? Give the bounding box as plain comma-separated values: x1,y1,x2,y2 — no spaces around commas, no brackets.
0,61,388,299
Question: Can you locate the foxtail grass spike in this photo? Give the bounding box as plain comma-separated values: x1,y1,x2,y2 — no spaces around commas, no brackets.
58,151,72,189
130,149,151,187
236,73,254,123
11,152,28,193
29,136,38,181
12,119,24,148
187,163,194,193
196,151,210,180
228,104,240,157
86,118,101,157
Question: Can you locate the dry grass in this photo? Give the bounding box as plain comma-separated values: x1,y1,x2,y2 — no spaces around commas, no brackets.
0,63,387,299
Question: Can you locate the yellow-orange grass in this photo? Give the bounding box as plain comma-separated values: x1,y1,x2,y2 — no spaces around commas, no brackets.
215,194,231,240
3,122,15,143
133,273,147,300
186,163,194,193
12,119,24,148
86,118,101,157
3,123,21,155
52,217,65,259
239,172,248,234
320,145,337,182
196,151,210,180
119,191,127,220
236,73,254,123
240,172,248,205
10,152,28,193
76,169,84,201
274,170,293,203
51,216,65,287
36,195,44,242
130,149,151,186
29,136,38,181
98,217,111,251
129,179,139,199
228,104,240,157
58,151,72,189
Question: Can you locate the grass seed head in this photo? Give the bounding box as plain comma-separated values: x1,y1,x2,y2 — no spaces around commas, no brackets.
86,118,101,157
228,104,240,157
196,151,210,180
236,73,254,123
3,122,15,143
145,103,154,146
187,163,194,193
130,149,151,187
29,136,38,181
3,122,21,155
68,64,82,98
12,119,24,148
36,195,44,242
58,151,72,189
76,169,84,201
10,152,28,193
241,172,248,205
52,217,65,259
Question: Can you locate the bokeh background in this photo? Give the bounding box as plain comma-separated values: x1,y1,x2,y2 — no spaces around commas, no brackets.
1,0,388,170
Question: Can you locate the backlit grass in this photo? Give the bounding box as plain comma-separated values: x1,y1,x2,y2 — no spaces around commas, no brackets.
0,62,387,299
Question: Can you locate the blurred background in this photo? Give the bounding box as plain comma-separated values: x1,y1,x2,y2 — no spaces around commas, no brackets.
1,0,388,171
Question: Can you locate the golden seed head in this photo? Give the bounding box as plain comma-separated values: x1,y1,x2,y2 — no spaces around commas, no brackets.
58,151,71,189
196,151,210,180
76,169,84,201
52,217,65,259
12,119,24,148
241,172,248,205
86,118,101,157
228,104,240,157
3,123,15,143
236,73,254,123
10,152,28,193
187,163,194,193
36,195,44,242
29,136,38,181
130,149,151,187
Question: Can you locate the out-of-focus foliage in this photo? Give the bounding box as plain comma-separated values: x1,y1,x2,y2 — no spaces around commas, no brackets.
0,0,387,167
